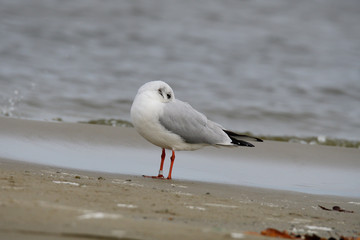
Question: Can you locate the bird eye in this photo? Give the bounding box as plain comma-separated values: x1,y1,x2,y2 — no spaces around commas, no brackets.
167,93,171,99
158,89,163,97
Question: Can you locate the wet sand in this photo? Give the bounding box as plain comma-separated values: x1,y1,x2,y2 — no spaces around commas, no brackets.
1,117,359,197
1,158,359,240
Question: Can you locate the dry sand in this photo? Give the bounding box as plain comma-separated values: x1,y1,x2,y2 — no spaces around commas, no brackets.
1,158,359,240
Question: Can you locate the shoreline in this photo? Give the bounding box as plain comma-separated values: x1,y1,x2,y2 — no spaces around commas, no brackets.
1,117,359,197
1,116,359,239
1,158,359,240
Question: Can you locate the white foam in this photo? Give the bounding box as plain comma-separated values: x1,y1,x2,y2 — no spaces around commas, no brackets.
171,184,188,189
52,181,79,186
231,232,245,239
204,203,238,208
78,212,122,220
305,226,332,231
117,203,137,209
186,206,206,211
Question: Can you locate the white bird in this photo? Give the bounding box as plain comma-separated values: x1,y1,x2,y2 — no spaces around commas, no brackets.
130,81,262,179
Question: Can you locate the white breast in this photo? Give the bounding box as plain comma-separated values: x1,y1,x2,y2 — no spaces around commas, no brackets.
131,93,206,151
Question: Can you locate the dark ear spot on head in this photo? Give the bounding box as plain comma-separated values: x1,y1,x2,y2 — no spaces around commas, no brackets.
167,93,171,99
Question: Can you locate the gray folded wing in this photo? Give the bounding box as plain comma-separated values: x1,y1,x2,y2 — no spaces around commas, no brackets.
158,100,230,145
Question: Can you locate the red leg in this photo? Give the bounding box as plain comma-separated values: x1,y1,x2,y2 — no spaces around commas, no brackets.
158,148,166,177
143,148,166,179
167,150,175,180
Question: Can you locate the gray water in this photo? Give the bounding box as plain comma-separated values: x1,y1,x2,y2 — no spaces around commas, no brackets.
1,0,360,141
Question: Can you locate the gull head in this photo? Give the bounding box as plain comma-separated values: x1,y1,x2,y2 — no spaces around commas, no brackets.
136,80,175,103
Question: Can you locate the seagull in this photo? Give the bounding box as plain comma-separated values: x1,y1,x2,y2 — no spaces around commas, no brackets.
130,81,262,180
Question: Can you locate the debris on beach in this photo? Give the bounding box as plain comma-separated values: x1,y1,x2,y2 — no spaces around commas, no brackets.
260,228,295,239
318,205,354,213
245,228,360,240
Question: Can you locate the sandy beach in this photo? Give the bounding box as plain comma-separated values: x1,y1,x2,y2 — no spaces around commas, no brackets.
0,117,359,239
1,158,359,240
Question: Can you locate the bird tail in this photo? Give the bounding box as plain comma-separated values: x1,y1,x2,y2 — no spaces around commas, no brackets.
223,130,263,147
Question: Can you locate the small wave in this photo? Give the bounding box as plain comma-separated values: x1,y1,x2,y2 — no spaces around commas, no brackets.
79,118,133,127
0,90,24,117
258,135,360,149
78,119,360,149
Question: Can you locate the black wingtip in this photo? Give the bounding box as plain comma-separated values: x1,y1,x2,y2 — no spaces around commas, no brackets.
234,139,255,147
223,130,263,147
223,130,263,142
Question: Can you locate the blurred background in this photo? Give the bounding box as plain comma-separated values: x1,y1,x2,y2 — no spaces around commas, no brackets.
1,0,359,144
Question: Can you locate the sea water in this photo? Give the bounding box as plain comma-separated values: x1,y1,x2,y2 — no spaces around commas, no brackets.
1,0,360,144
